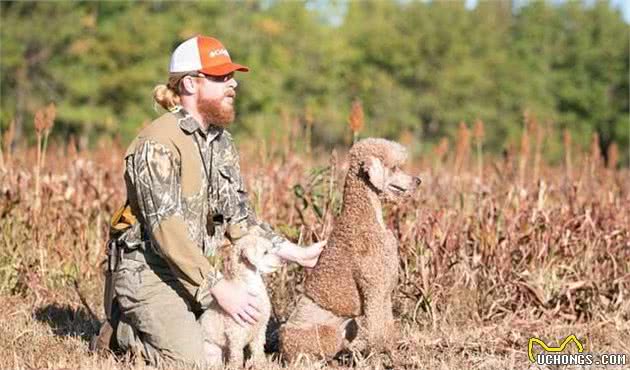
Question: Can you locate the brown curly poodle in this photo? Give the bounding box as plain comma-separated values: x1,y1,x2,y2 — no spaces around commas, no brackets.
280,138,421,363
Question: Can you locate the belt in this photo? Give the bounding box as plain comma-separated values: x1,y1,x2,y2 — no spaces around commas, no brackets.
108,239,164,271
122,242,165,266
122,248,149,263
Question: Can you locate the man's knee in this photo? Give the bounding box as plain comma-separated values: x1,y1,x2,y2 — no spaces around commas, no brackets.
115,309,207,367
160,337,206,366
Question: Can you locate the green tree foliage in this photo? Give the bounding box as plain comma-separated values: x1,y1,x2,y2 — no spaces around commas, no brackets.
1,0,628,163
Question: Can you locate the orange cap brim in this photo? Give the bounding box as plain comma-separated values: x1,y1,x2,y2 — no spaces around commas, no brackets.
200,62,249,76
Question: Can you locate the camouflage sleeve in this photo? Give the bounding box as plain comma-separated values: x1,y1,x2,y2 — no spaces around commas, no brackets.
131,139,220,308
225,138,290,249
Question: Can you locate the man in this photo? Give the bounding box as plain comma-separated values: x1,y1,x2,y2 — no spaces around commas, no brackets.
93,35,324,367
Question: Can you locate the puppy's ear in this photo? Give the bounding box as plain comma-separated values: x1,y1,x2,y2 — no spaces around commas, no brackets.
239,235,267,264
363,156,385,190
240,237,283,274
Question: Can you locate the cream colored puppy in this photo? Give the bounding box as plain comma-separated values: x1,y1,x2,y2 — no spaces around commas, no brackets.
199,232,282,367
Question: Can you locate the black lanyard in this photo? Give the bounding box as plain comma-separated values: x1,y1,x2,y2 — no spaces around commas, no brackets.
193,133,216,236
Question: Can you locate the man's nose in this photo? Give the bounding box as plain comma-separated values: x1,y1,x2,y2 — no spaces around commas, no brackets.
414,176,421,186
227,77,238,89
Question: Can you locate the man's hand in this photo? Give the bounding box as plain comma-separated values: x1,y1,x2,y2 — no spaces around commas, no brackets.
211,279,261,327
275,240,326,268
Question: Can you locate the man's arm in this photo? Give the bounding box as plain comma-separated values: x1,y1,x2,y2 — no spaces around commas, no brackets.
130,139,219,308
132,139,262,325
224,136,325,267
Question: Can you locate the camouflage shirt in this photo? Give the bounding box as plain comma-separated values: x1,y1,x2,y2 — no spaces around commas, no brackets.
121,107,287,308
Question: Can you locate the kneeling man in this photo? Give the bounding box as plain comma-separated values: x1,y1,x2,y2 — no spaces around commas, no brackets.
93,35,323,367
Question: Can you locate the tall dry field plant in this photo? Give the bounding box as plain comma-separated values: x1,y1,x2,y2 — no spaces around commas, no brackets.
563,128,573,179
472,118,484,181
518,112,531,188
590,132,602,177
348,98,365,145
522,111,545,183
607,142,619,170
33,103,56,212
1,119,16,170
454,121,470,173
0,105,629,369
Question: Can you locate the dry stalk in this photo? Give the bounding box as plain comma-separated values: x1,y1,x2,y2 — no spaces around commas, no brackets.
454,121,470,173
399,129,415,148
528,114,544,183
473,118,485,181
67,134,78,161
320,149,337,237
589,132,601,177
281,108,291,158
41,103,56,168
291,116,300,157
519,112,531,188
607,142,618,170
304,106,314,156
348,98,364,145
0,127,4,171
3,119,15,167
31,103,56,213
34,110,45,211
434,137,449,172
563,129,572,179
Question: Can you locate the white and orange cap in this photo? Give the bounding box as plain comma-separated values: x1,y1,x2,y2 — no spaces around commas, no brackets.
169,35,249,76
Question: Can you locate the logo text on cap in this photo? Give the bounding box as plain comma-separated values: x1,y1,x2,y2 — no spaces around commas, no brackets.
209,48,229,58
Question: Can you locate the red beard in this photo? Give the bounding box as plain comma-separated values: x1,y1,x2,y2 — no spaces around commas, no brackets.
197,94,235,129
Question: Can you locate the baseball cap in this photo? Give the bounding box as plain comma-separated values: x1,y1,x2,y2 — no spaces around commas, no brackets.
169,35,249,76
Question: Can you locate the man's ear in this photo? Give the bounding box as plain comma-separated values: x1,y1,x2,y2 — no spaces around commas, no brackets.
179,75,196,95
363,156,385,190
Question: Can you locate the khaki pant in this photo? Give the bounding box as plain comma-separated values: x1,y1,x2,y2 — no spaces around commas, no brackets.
113,257,219,367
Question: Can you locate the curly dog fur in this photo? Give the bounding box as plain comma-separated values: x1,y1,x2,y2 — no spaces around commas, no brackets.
279,138,420,363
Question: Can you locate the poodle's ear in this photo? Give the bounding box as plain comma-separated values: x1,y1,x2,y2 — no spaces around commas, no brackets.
363,156,385,190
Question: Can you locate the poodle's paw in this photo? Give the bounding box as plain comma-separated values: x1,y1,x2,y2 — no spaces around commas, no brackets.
245,355,267,369
348,336,369,354
383,323,401,349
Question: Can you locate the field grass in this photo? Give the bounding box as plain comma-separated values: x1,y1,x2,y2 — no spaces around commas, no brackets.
0,130,628,369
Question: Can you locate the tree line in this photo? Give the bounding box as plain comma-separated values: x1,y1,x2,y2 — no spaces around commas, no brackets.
1,1,628,164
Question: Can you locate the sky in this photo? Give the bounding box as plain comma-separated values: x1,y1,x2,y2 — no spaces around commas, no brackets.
465,0,630,23
610,0,630,22
305,0,630,27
